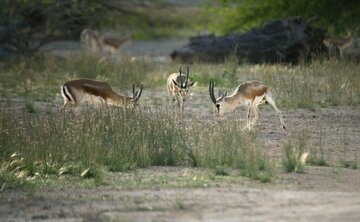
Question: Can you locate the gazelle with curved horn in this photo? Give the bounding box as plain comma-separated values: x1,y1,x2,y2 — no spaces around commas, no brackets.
167,66,195,117
61,78,143,112
209,79,285,130
323,32,353,57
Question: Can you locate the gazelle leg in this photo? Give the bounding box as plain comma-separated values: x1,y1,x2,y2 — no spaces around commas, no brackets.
174,96,182,120
265,94,286,129
251,96,264,126
179,100,185,121
70,92,83,114
243,103,253,131
252,105,260,126
60,100,70,114
167,87,173,108
100,97,109,109
181,100,185,116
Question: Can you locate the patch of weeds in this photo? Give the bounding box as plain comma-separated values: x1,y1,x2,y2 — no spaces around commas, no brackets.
282,142,306,173
307,156,328,167
102,156,136,173
0,172,33,191
307,125,328,166
42,162,59,175
338,129,358,170
282,131,309,173
58,162,83,176
214,165,231,176
240,149,274,183
190,121,274,182
340,160,358,170
80,164,104,182
174,198,186,210
0,153,35,191
307,146,328,167
25,99,36,113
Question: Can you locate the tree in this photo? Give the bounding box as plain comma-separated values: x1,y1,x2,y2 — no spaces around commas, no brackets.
0,0,159,58
206,0,360,35
0,0,109,57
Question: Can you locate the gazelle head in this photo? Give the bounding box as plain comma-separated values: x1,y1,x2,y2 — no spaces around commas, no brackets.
209,79,231,116
172,66,195,101
130,82,143,106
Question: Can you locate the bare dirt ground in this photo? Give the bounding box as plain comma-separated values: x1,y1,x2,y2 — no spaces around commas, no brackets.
1,88,360,222
2,38,360,221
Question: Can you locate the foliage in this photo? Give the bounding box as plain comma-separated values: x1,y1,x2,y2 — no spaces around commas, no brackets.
0,102,274,187
206,0,360,35
282,131,309,173
1,55,360,188
1,56,360,109
0,0,108,55
0,0,205,57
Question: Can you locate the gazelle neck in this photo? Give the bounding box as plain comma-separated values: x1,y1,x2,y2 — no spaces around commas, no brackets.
109,93,133,107
224,93,242,110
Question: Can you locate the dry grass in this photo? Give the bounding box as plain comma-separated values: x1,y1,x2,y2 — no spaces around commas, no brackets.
0,56,359,188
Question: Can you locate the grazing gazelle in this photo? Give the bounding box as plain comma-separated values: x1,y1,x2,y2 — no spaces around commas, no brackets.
60,78,143,112
323,32,353,57
209,79,285,130
167,66,195,117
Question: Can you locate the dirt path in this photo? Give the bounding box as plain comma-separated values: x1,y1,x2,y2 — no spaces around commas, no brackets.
1,91,360,221
2,167,360,222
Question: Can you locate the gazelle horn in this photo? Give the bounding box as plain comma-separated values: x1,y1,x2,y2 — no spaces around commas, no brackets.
179,65,183,88
185,66,189,87
133,83,143,102
209,79,217,104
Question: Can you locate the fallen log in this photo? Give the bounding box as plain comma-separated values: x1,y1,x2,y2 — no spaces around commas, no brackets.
171,17,328,64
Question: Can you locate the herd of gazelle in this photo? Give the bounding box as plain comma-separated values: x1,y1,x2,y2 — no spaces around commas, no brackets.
60,31,355,130
61,66,285,130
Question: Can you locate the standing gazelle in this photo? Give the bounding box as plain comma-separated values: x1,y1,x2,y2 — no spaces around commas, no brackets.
209,79,285,130
167,66,195,117
323,32,353,57
61,78,143,112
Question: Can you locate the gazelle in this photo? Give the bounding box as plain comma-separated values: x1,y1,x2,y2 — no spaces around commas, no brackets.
60,78,143,112
323,32,353,57
209,79,285,130
80,29,132,55
167,66,195,117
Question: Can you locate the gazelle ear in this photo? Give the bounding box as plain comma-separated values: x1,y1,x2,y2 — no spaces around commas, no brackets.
218,89,223,98
172,79,179,87
188,81,195,87
133,91,139,99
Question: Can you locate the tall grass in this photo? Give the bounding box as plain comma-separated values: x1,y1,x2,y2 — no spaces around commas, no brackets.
1,56,359,188
0,106,272,185
282,131,309,173
1,56,359,109
0,56,157,101
192,59,360,109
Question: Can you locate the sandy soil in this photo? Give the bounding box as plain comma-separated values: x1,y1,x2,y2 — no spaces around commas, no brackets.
1,89,360,221
2,3,360,218
2,179,360,222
